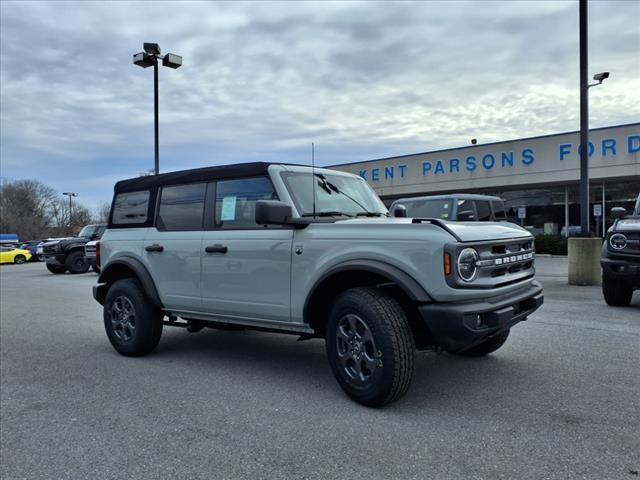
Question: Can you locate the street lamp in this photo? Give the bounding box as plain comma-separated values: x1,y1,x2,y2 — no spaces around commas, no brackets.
133,42,182,175
62,192,78,230
579,0,609,237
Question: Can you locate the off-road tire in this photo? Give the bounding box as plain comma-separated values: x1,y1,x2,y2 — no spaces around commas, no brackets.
46,263,66,274
14,255,26,265
104,278,163,357
455,330,510,357
326,287,415,407
602,275,633,306
65,251,90,274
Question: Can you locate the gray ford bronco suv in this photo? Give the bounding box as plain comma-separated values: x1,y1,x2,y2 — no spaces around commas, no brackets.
93,162,543,406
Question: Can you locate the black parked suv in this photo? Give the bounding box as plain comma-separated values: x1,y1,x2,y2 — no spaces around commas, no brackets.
601,195,640,306
42,224,106,274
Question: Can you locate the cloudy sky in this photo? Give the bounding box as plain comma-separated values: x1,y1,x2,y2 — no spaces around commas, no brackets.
1,0,639,210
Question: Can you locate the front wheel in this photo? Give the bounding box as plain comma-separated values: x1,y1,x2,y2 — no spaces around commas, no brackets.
14,255,26,264
602,275,633,306
104,278,163,356
65,251,90,274
46,263,66,274
326,287,415,407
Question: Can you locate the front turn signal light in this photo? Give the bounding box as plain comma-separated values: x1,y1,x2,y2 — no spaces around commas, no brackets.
444,252,451,275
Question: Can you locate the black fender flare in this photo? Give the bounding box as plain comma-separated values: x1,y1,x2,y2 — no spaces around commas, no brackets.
96,256,162,308
303,259,432,319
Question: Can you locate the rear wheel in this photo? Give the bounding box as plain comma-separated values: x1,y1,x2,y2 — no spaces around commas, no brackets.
65,251,90,274
326,287,415,407
602,275,633,306
104,278,163,356
46,263,66,274
454,330,510,357
14,255,26,265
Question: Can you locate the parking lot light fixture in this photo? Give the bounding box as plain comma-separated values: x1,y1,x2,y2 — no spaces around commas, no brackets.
132,42,182,175
62,192,78,230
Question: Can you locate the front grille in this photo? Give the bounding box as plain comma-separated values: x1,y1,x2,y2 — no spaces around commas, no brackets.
42,244,59,254
467,238,535,288
84,244,96,257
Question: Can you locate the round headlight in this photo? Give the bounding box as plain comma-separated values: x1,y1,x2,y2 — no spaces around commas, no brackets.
457,247,479,282
609,233,627,250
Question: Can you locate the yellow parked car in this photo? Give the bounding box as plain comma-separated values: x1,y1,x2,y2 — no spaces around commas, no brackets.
0,246,32,264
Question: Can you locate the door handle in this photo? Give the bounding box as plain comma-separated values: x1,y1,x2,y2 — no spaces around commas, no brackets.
205,244,228,254
145,244,164,252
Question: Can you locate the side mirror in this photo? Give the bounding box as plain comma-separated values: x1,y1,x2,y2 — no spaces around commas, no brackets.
255,200,294,225
611,207,627,219
392,204,407,218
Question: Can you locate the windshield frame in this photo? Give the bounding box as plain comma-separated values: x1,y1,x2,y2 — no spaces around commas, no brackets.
280,171,388,218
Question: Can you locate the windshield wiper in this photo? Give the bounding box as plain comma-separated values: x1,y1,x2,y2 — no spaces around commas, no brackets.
316,174,376,216
355,211,388,217
301,211,354,217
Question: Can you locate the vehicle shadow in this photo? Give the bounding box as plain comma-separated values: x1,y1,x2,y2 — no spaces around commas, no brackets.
152,327,540,413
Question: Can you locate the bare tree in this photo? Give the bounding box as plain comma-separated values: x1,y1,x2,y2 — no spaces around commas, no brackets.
0,179,96,239
94,201,112,223
0,180,57,239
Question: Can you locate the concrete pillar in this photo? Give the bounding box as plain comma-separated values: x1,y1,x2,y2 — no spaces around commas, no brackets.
568,237,602,285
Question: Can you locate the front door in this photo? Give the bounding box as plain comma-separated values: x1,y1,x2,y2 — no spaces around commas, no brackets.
200,176,293,324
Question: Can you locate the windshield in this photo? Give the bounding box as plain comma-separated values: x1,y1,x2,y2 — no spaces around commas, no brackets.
78,225,104,238
401,199,452,219
281,172,387,217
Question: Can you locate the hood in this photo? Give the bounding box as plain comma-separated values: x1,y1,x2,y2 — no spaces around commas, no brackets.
42,237,75,246
335,217,531,242
613,217,640,232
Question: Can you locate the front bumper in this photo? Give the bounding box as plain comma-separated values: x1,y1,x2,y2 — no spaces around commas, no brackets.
601,257,640,286
43,253,66,266
418,281,544,353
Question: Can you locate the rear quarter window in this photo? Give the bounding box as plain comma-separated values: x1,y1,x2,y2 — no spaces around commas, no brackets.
112,191,151,225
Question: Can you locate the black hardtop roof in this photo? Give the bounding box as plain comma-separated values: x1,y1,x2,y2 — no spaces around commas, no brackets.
391,193,504,205
114,162,276,193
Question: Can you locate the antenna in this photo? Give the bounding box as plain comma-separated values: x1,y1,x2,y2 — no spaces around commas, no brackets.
312,142,316,218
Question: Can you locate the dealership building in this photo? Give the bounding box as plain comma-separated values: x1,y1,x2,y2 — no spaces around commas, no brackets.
332,123,639,237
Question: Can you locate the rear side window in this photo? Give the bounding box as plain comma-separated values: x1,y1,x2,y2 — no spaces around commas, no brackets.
475,201,492,221
215,177,277,229
492,200,507,219
157,183,206,231
112,191,150,225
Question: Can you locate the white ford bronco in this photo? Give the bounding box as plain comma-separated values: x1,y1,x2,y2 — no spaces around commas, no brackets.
93,162,543,406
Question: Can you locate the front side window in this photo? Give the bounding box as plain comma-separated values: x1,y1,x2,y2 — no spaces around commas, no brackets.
215,177,277,228
457,200,475,221
282,172,387,217
402,199,451,219
112,190,151,225
158,183,206,231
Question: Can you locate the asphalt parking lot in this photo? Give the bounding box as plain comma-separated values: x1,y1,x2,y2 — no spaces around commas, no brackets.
1,259,638,480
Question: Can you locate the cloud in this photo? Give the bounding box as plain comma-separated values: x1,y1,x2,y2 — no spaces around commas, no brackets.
1,0,638,209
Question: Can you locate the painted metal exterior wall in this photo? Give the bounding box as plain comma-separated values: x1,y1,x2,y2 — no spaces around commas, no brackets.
331,123,640,198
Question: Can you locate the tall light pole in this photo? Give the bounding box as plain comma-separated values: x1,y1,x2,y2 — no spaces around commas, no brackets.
579,0,609,236
62,192,78,231
133,43,182,175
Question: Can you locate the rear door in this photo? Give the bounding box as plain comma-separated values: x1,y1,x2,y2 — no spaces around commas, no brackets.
200,176,293,323
143,182,206,311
